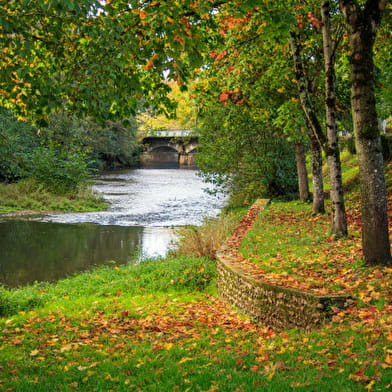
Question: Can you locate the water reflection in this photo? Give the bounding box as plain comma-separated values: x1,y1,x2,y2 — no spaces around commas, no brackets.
0,220,175,288
0,168,226,288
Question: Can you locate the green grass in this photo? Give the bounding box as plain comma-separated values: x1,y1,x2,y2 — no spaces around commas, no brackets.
308,149,360,194
1,254,391,391
1,150,391,391
0,179,108,214
239,201,331,273
0,256,216,317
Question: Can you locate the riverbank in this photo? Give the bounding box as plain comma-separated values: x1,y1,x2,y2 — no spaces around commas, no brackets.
1,204,392,390
0,179,108,215
1,157,392,391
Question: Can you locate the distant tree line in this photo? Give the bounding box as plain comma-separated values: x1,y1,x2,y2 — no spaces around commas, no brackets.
0,108,141,192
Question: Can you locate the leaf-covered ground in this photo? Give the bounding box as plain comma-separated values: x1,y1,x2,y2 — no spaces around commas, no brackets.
1,163,392,391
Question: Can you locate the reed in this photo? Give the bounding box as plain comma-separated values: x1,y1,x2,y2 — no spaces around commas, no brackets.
172,211,244,259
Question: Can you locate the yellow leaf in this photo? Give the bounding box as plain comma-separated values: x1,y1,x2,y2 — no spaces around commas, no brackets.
267,371,275,380
164,342,174,350
60,343,78,352
30,349,39,356
365,380,375,391
179,357,194,364
144,60,154,70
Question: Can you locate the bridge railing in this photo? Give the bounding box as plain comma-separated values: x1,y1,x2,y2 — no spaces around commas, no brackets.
141,129,195,138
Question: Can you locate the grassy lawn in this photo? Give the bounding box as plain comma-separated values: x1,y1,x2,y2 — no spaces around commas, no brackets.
1,252,391,391
1,152,392,391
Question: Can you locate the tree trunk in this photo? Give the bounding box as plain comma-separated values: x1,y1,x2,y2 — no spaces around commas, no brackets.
310,135,325,214
295,141,310,202
290,33,325,215
321,1,347,237
339,0,391,265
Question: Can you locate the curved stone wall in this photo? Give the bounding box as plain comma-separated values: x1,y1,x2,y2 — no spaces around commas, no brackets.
216,199,351,331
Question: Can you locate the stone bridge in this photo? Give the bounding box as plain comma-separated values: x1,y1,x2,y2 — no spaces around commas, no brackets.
140,129,198,166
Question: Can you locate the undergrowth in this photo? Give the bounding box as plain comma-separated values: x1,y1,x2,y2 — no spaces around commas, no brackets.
172,209,245,259
0,179,108,214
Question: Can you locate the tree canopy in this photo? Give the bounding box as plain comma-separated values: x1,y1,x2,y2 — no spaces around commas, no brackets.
1,0,391,264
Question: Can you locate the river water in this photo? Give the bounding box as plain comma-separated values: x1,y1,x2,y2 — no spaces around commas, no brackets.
0,168,226,288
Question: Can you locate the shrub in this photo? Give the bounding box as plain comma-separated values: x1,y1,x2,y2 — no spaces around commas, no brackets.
172,213,242,259
27,145,91,193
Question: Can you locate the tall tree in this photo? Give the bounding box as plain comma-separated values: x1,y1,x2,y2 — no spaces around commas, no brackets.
321,0,348,236
339,0,391,265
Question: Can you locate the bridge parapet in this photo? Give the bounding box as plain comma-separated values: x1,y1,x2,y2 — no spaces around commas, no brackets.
142,129,195,138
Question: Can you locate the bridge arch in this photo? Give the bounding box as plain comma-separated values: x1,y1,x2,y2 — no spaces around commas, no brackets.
140,129,198,166
146,143,183,154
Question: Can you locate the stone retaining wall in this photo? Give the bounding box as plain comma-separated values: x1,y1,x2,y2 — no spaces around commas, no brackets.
216,199,351,330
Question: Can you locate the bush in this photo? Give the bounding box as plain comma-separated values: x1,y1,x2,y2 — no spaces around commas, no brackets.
27,145,91,193
0,107,39,182
195,102,298,206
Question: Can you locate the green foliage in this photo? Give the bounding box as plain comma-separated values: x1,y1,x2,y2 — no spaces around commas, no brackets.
374,13,392,121
137,81,197,132
0,108,93,190
195,102,298,206
380,134,392,162
88,119,141,170
339,136,357,155
0,285,46,317
27,145,90,193
0,0,216,123
0,108,141,192
0,107,39,182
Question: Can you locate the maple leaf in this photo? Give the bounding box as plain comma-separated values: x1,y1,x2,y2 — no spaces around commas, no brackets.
139,10,147,19
385,353,392,366
173,35,184,45
144,60,154,70
219,92,229,102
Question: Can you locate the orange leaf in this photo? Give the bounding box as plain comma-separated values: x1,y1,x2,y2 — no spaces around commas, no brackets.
219,92,229,102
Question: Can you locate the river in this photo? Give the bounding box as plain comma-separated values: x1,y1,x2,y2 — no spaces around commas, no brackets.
0,168,226,288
